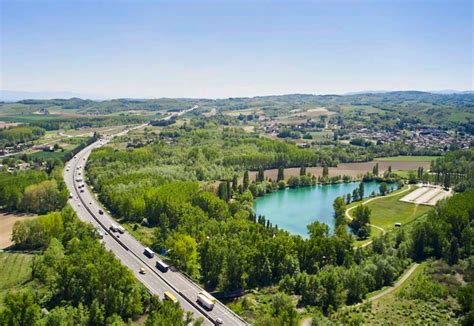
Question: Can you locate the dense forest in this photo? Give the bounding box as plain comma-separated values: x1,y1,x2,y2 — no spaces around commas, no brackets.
0,206,201,325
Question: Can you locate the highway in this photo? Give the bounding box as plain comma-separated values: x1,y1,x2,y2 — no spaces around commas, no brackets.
63,114,247,326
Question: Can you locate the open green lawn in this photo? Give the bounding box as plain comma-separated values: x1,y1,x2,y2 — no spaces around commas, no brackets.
23,150,68,161
0,252,35,304
366,190,432,231
393,170,415,178
348,186,433,245
375,155,439,162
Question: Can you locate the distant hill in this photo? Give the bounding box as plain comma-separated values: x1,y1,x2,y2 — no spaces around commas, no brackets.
0,90,106,102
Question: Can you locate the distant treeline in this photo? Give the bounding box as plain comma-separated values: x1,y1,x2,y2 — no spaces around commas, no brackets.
29,115,149,130
430,148,474,191
0,126,45,148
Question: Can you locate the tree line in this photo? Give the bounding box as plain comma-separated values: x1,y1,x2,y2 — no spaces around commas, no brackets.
0,126,45,148
0,168,69,214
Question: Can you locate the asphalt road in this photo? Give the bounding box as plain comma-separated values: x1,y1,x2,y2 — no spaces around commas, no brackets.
63,122,247,326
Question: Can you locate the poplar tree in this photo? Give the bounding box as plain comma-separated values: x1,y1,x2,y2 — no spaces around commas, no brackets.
277,166,285,181
243,171,249,190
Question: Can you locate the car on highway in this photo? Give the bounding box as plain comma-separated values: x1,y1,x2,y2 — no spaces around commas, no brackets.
164,291,178,304
215,318,223,325
139,267,146,274
69,193,73,199
98,230,104,239
98,209,104,215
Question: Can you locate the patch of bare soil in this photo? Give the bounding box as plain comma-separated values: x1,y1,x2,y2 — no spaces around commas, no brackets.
0,212,36,249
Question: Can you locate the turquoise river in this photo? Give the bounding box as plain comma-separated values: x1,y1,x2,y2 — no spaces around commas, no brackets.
253,181,386,237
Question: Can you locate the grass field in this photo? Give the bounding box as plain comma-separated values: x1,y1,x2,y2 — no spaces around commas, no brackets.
340,104,385,114
393,170,415,178
348,186,433,246
365,189,432,231
375,156,439,162
0,252,35,304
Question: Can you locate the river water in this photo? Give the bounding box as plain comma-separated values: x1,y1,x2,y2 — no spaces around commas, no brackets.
253,181,382,237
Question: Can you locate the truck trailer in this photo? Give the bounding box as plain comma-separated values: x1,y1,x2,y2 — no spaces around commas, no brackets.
197,294,214,311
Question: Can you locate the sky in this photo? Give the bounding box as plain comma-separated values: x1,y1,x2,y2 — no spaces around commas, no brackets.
1,0,472,99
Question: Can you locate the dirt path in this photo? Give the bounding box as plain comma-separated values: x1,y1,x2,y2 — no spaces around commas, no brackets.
346,185,412,247
366,263,420,303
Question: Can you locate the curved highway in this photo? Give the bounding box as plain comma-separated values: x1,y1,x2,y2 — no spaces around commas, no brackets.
64,120,247,326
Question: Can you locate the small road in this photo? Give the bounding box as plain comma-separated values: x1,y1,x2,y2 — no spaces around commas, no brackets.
365,263,420,303
346,185,412,247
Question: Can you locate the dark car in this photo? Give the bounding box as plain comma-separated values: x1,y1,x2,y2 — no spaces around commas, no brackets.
98,209,104,215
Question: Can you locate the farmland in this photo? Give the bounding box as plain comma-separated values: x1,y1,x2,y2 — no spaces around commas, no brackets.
0,252,36,305
0,212,37,249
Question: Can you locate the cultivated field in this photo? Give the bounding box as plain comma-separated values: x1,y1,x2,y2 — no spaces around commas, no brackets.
375,156,439,162
0,212,36,249
250,159,432,181
0,252,34,304
0,122,19,129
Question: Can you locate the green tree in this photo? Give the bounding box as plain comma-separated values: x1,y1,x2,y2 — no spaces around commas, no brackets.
243,170,250,190
0,291,40,326
333,197,346,228
358,182,364,200
300,166,306,176
350,205,371,238
379,182,388,195
322,166,329,178
277,166,285,181
232,175,238,192
287,176,300,188
346,193,352,204
257,167,265,182
217,182,229,202
372,163,379,176
168,234,198,276
20,179,68,214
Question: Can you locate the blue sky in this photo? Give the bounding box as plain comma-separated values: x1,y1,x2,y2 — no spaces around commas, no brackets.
1,0,472,98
